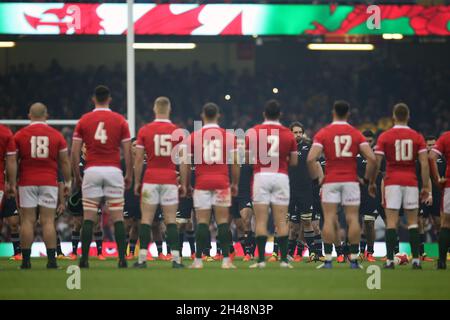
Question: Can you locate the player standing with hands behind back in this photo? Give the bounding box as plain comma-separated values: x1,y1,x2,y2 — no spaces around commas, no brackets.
374,103,430,270
307,100,377,270
71,86,133,269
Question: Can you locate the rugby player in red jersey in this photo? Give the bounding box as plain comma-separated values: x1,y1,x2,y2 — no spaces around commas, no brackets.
181,103,240,269
133,97,185,269
246,100,298,269
429,130,450,270
15,103,72,269
307,101,377,269
71,86,132,268
375,103,430,269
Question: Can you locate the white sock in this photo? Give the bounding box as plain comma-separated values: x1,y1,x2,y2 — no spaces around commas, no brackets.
172,250,181,263
138,249,148,264
325,254,332,261
350,254,359,261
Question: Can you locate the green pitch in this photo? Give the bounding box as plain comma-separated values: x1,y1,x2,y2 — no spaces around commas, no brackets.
0,258,449,300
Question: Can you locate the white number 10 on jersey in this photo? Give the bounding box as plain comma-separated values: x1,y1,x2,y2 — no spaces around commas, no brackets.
395,139,413,161
30,136,49,158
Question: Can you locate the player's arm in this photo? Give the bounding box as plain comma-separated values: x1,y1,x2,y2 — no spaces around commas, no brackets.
71,139,83,187
58,150,72,197
179,145,191,198
316,161,324,185
428,150,442,185
122,139,133,191
418,151,431,202
133,146,145,196
230,149,240,197
307,145,322,181
57,181,66,216
289,151,298,167
5,153,17,198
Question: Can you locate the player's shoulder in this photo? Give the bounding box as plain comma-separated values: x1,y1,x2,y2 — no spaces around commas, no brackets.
0,124,13,136
439,131,450,141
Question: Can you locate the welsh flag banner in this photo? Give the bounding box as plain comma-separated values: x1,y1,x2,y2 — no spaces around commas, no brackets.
0,3,449,36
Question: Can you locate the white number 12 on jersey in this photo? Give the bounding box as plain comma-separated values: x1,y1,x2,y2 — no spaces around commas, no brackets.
334,135,353,157
95,122,108,144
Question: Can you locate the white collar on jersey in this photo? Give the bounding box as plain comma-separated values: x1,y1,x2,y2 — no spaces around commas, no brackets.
29,121,47,125
153,119,172,123
262,121,281,126
203,123,220,129
93,107,111,112
393,125,410,129
332,121,350,125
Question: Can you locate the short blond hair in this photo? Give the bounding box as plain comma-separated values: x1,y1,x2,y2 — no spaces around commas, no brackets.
154,96,171,114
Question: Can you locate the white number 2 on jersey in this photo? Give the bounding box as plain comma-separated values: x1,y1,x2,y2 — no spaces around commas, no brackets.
334,135,353,158
95,122,108,144
395,139,413,161
30,136,49,158
154,134,172,156
267,135,280,157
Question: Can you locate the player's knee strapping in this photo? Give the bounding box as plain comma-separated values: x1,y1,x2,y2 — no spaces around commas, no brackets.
106,198,125,212
82,199,99,212
364,215,376,222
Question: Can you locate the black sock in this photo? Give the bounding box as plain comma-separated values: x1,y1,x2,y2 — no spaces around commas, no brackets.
419,233,425,256
94,231,103,256
195,223,209,259
139,224,151,251
245,231,255,256
386,228,398,261
394,235,400,254
256,235,268,263
80,220,94,261
360,234,367,254
156,241,163,255
11,233,21,255
228,229,234,254
22,248,31,263
47,248,56,264
273,237,279,255
296,240,304,256
114,221,126,261
56,236,63,256
278,236,289,263
349,244,359,262
304,230,315,255
129,239,137,255
186,230,196,255
72,231,80,255
335,245,343,256
288,239,296,256
217,223,231,257
409,228,420,259
367,244,374,254
313,234,323,256
238,236,246,254
438,228,450,263
179,232,185,254
343,242,350,256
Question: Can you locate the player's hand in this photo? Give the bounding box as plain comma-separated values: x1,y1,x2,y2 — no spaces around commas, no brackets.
420,187,431,204
438,177,447,191
358,177,365,186
368,183,377,198
424,194,433,206
124,175,132,190
231,183,238,197
179,184,187,198
134,182,141,197
57,202,66,216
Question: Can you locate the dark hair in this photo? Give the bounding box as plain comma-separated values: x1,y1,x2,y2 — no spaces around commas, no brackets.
425,135,437,141
290,121,305,132
202,102,220,120
362,129,375,138
333,100,350,118
94,85,111,104
393,103,410,122
264,99,281,120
